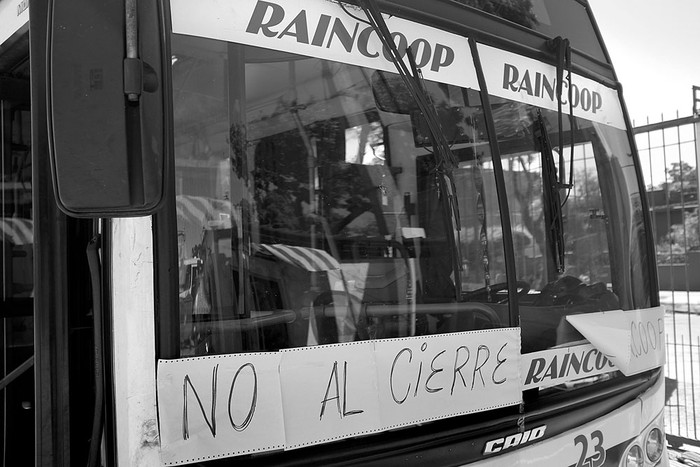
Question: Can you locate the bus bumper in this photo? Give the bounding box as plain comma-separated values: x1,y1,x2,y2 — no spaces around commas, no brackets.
473,374,668,466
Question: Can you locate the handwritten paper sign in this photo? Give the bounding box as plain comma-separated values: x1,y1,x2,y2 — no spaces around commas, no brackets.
279,341,382,449
374,330,521,429
157,353,285,465
566,306,665,376
157,328,521,463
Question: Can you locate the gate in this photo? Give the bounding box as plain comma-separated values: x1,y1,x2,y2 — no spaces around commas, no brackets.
634,113,700,445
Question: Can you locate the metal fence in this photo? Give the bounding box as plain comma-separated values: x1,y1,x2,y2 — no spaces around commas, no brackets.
634,114,700,444
665,331,700,441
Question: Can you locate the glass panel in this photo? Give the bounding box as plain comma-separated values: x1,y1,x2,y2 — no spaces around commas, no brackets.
635,133,649,150
648,129,664,148
663,126,679,145
664,144,681,164
0,100,34,464
679,123,695,143
172,35,508,356
680,142,697,165
491,97,652,359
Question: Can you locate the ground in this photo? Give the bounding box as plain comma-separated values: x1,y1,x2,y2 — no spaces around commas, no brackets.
661,291,700,464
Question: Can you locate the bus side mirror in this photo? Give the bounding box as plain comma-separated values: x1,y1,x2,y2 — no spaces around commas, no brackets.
48,0,167,217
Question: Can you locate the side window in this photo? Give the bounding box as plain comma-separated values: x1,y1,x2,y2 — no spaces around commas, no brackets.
0,98,34,463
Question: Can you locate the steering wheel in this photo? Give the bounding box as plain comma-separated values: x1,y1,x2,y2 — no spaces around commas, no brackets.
464,281,530,304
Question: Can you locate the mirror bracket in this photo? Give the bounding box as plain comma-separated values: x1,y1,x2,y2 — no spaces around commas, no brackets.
123,58,143,97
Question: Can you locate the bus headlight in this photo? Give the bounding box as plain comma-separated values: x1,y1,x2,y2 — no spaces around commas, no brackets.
645,428,664,463
625,445,644,467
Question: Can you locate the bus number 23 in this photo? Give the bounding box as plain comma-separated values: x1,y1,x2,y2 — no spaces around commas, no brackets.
573,430,605,467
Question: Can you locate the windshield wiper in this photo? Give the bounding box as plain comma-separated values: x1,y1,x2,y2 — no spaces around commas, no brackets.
352,1,457,169
355,0,463,298
549,36,575,203
534,111,565,274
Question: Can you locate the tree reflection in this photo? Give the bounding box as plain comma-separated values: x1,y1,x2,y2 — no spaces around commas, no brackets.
453,0,538,28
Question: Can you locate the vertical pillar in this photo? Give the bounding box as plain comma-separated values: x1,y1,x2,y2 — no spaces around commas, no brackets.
694,116,700,245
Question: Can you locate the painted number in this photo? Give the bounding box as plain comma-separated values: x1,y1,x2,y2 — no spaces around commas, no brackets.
574,430,605,467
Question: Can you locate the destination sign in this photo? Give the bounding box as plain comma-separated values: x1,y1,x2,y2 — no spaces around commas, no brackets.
170,0,479,90
478,43,626,129
521,343,616,390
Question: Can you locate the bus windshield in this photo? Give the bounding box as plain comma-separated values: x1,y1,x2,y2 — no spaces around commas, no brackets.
163,0,658,463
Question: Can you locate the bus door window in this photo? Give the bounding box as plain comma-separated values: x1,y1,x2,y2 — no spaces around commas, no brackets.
0,94,34,464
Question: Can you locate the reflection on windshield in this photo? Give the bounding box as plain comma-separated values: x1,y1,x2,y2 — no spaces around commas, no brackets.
491,97,651,354
172,36,508,356
453,0,538,28
170,34,651,379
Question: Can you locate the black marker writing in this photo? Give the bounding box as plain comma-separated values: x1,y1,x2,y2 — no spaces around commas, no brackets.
320,361,363,420
182,364,219,440
471,345,490,390
228,363,257,432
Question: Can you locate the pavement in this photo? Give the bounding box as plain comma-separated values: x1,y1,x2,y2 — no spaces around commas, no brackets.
669,443,700,466
661,290,700,464
660,291,700,314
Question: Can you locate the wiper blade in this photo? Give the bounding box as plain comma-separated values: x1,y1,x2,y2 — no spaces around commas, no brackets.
354,0,463,297
549,36,575,202
404,44,462,225
356,0,456,168
534,111,565,274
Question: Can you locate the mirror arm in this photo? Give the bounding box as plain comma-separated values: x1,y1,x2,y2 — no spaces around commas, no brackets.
125,0,139,101
124,58,159,97
123,58,142,98
124,1,159,100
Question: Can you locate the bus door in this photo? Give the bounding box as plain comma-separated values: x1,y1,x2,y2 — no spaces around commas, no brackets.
1,74,97,465
0,80,33,465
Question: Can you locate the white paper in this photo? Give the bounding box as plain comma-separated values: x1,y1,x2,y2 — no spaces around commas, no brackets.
374,329,522,429
566,306,665,376
157,353,285,465
279,341,382,449
157,329,524,462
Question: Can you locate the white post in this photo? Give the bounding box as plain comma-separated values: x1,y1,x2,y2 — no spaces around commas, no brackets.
694,117,700,241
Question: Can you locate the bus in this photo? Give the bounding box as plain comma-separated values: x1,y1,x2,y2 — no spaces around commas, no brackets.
0,0,668,465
